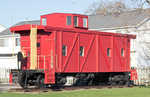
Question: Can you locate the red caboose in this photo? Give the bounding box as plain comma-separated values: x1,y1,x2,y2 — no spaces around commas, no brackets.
10,13,136,88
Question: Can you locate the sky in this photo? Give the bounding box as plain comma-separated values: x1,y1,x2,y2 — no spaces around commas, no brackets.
0,0,99,28
0,0,148,28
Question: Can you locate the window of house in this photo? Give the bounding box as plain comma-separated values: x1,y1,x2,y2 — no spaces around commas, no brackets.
74,16,78,27
83,18,87,28
80,46,84,56
67,16,72,25
62,45,67,56
0,39,8,47
16,38,20,46
121,48,124,56
42,18,47,25
107,48,111,57
0,39,5,47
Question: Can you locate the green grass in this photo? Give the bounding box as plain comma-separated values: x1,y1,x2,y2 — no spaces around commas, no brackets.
0,87,150,97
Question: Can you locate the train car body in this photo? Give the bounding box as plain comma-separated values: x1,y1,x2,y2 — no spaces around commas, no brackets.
10,13,136,88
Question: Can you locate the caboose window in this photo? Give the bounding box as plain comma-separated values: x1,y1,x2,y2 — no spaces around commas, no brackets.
80,46,84,56
107,48,111,57
37,42,40,48
74,16,78,27
62,45,67,56
121,48,124,56
83,18,87,28
42,18,47,25
67,16,72,25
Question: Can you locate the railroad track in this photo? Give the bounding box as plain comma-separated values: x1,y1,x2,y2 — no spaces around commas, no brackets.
8,85,133,93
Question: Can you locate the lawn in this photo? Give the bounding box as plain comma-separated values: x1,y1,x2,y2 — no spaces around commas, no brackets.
0,87,150,97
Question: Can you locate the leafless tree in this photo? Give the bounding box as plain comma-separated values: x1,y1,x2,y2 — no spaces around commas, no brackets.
84,1,100,15
85,0,150,15
85,0,129,15
146,0,150,4
130,0,150,8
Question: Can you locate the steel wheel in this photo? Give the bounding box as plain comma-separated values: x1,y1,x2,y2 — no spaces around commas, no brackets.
18,71,27,89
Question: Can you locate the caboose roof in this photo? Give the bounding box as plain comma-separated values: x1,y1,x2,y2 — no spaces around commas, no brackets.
41,13,87,17
1,20,40,36
10,24,136,39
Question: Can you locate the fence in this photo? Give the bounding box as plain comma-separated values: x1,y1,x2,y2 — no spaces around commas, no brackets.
134,67,150,86
1,65,150,85
0,67,12,83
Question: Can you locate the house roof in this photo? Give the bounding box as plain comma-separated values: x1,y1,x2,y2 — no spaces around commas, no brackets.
0,20,40,36
88,8,150,30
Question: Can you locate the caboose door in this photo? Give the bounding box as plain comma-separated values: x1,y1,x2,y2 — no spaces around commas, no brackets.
99,35,113,72
37,34,41,69
39,32,56,84
113,37,129,72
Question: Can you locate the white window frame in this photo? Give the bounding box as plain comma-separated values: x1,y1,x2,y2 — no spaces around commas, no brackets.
80,46,84,56
62,45,67,56
121,48,125,57
16,38,20,46
74,16,78,27
83,18,87,28
66,16,72,25
42,18,47,26
107,48,111,57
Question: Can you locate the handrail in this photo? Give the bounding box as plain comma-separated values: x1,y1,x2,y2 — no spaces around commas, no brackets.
25,55,54,70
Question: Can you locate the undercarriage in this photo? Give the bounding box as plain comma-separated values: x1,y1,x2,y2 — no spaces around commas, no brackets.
11,70,133,88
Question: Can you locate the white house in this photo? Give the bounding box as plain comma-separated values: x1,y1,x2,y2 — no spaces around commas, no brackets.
89,9,150,67
0,25,6,32
88,9,150,85
0,20,40,83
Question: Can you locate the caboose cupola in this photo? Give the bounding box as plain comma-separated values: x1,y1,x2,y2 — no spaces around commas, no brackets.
40,13,88,29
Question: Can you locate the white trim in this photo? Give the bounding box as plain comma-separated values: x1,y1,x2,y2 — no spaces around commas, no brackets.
0,34,20,38
89,26,136,31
